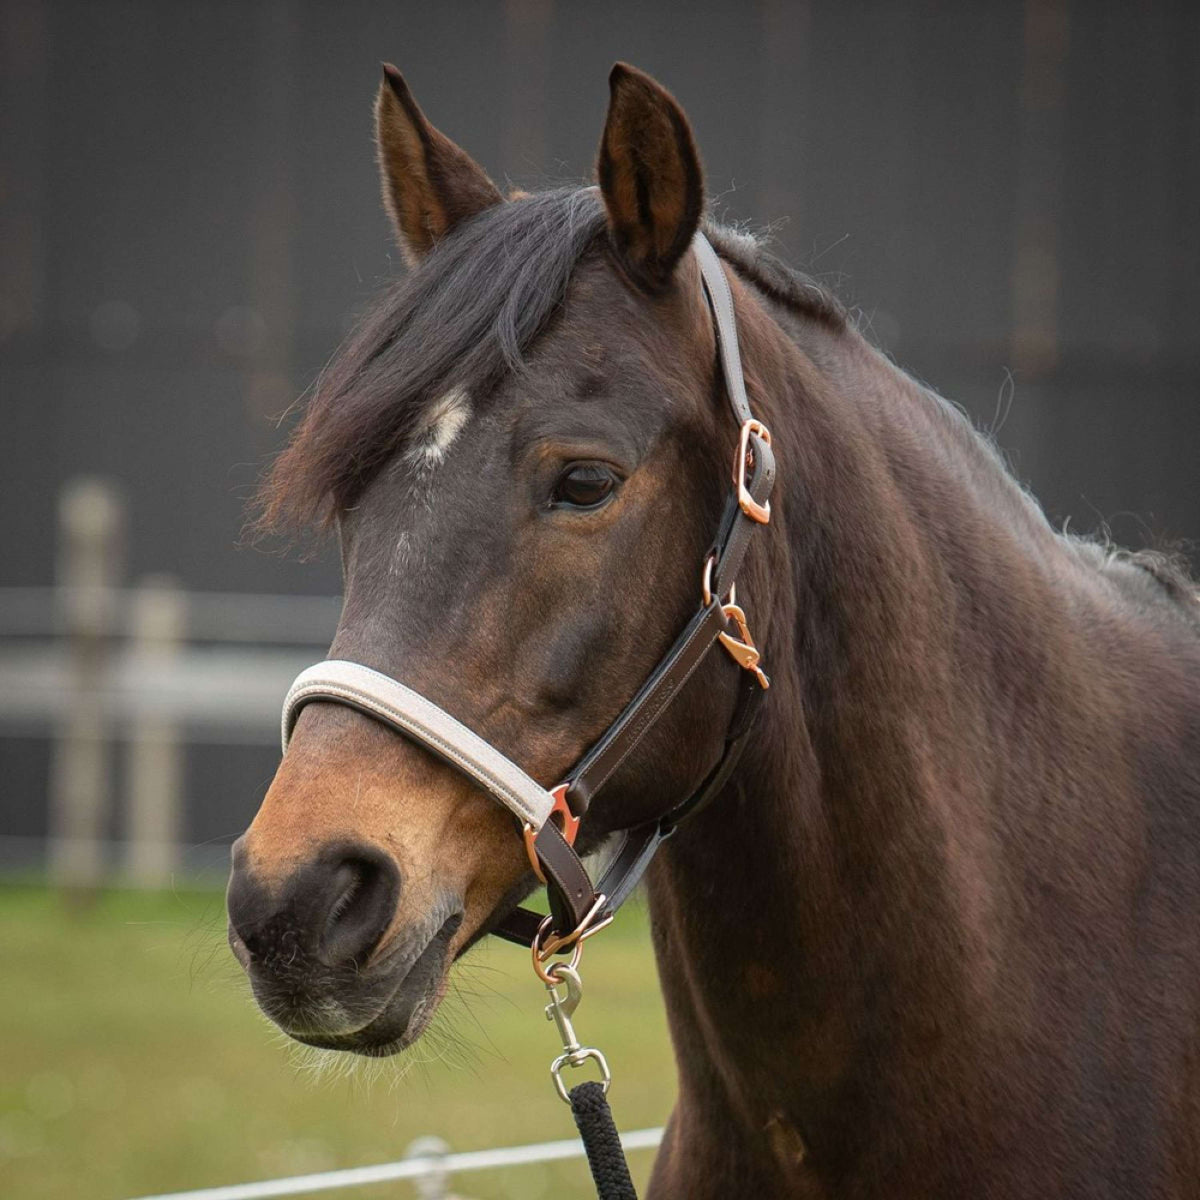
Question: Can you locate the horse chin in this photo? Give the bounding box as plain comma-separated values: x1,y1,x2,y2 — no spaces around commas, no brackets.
290,975,446,1058
262,908,461,1059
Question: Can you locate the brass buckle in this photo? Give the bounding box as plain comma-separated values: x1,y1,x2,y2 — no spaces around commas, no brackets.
718,601,770,689
733,418,772,524
523,782,580,885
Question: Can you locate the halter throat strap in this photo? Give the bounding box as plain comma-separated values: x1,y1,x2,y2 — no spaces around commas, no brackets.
280,230,776,950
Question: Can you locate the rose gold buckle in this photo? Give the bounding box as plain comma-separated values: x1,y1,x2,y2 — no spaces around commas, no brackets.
530,898,614,983
733,418,772,524
718,601,770,689
522,782,580,884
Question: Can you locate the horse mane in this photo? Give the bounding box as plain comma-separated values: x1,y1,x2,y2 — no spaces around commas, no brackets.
251,185,1196,615
1068,536,1200,615
254,188,846,534
703,225,848,331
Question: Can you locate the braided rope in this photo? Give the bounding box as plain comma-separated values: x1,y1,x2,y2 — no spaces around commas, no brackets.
569,1082,638,1200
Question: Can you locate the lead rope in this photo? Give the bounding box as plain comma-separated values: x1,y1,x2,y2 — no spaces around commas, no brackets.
569,1082,638,1200
541,962,638,1199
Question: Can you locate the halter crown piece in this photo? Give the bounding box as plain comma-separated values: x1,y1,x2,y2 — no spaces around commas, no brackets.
282,231,776,963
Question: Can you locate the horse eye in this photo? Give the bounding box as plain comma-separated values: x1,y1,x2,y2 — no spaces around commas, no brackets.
551,463,617,510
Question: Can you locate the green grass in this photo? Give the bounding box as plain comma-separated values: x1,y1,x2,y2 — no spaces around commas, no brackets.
0,885,676,1200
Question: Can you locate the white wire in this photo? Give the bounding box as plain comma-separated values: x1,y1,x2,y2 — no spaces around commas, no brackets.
127,1128,664,1200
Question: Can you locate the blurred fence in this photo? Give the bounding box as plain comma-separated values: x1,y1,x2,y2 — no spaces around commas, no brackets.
0,477,339,889
128,1129,665,1200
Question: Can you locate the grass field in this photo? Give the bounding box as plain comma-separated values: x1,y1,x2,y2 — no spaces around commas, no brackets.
0,884,676,1200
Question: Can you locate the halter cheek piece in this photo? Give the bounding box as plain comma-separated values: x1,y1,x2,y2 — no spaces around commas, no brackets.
282,231,776,964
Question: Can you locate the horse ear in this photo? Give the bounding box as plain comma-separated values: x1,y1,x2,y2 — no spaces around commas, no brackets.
596,63,705,294
374,64,503,263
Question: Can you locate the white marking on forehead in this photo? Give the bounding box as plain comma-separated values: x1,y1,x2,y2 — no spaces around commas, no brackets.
405,385,472,469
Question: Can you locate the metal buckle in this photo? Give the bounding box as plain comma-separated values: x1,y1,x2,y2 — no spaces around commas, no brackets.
530,899,613,983
718,601,770,689
522,782,580,884
733,418,772,524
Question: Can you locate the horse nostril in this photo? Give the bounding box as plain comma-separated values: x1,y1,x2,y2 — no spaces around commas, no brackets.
226,840,401,974
318,848,401,968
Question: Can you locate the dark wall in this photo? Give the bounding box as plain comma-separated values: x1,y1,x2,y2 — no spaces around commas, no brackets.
0,1,1197,857
3,0,1197,595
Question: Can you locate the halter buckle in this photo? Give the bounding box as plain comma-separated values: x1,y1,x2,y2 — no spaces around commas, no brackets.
718,602,771,689
522,782,580,885
734,418,772,524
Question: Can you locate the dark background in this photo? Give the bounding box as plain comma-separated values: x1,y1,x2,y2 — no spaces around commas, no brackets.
2,0,1197,857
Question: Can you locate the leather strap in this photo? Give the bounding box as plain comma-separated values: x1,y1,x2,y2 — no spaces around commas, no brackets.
564,600,728,813
492,671,764,946
695,229,776,598
561,442,773,815
532,817,596,935
693,233,753,425
711,441,775,601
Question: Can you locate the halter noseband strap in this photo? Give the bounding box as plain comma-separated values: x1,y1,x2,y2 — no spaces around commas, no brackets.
281,230,776,955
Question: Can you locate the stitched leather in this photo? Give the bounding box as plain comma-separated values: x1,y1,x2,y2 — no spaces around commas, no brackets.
493,677,763,947
564,600,728,812
693,233,753,426
533,818,596,932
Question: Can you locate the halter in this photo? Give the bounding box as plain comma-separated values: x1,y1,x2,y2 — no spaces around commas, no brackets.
281,231,776,965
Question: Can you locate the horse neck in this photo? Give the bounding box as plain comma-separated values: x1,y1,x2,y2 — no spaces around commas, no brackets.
645,300,1073,1166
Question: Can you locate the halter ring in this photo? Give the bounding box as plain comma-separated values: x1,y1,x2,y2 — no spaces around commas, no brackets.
701,553,737,609
530,897,613,983
531,913,584,983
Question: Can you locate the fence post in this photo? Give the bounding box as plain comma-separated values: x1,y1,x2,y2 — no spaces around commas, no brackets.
48,477,124,901
405,1137,450,1200
124,573,186,886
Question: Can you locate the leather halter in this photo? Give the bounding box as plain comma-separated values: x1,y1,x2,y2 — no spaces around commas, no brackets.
282,231,776,957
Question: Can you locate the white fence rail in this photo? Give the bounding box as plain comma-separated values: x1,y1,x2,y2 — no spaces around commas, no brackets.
0,477,341,889
0,585,341,645
0,639,318,739
129,1129,664,1200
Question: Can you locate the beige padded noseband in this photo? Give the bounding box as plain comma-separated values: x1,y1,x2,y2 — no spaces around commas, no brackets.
283,659,555,830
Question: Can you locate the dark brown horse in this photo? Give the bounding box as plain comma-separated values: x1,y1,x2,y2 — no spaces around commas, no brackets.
227,63,1200,1197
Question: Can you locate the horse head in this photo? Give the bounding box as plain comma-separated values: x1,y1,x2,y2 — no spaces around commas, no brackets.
226,64,762,1055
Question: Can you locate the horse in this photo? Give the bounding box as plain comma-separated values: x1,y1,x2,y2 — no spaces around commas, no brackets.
226,62,1200,1197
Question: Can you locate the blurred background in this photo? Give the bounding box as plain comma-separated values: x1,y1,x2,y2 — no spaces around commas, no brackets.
1,1,1197,1197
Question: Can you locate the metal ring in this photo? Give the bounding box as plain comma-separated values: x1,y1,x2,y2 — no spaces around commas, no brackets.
529,893,616,983
537,894,612,958
531,915,583,984
701,554,736,609
550,1046,611,1104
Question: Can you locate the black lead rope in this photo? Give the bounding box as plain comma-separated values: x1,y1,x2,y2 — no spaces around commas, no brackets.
570,1081,639,1200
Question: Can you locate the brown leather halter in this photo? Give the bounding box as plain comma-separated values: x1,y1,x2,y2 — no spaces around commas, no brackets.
282,231,776,973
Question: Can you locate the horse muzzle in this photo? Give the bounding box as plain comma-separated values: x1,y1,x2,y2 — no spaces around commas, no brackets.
226,836,462,1055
